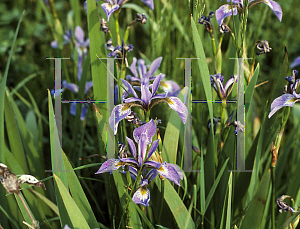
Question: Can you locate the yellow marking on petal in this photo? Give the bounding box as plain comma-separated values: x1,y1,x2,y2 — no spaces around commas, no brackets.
158,166,164,172
166,98,173,105
122,103,131,111
160,82,167,87
140,187,147,195
289,98,298,103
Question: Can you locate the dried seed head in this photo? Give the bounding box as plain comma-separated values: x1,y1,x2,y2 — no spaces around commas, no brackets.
0,164,21,194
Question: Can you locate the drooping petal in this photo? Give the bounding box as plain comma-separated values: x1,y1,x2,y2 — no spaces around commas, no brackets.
133,119,157,144
84,81,93,95
144,160,161,169
80,104,88,121
157,162,181,186
119,158,139,166
166,163,183,180
147,139,160,160
95,159,123,174
215,4,238,25
268,92,300,118
126,136,137,159
261,0,282,22
70,103,77,116
164,97,188,124
161,80,181,97
101,2,120,22
75,26,85,44
132,185,150,206
141,0,154,10
109,104,133,135
62,80,79,93
290,57,300,68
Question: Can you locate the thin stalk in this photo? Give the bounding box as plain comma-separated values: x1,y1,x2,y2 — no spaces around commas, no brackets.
211,34,217,73
115,14,121,45
17,192,38,229
270,106,290,229
157,179,165,224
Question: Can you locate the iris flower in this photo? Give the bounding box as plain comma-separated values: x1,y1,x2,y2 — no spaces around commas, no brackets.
216,0,282,25
126,57,181,97
109,74,187,135
210,73,237,100
268,70,300,118
96,120,183,206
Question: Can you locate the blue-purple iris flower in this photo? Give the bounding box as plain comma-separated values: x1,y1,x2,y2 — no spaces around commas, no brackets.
84,0,153,21
210,73,237,100
95,120,183,206
109,73,187,135
216,0,282,25
126,57,181,97
268,70,300,118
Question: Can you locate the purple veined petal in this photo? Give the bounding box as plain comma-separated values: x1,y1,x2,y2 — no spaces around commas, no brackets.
62,80,79,93
138,134,148,166
151,93,166,100
268,92,300,118
109,104,132,135
160,80,181,97
215,4,238,25
51,40,59,49
133,119,157,144
165,97,188,124
147,57,162,77
126,137,137,160
128,166,138,177
157,162,181,186
147,139,160,160
290,57,300,68
151,73,163,96
84,81,93,95
119,158,139,166
145,169,157,182
130,57,138,78
132,186,150,206
127,75,141,82
121,79,139,98
101,2,120,22
166,163,183,180
141,0,154,10
80,104,88,121
141,84,152,105
75,26,85,44
95,158,123,174
261,0,282,22
123,97,143,104
144,160,161,169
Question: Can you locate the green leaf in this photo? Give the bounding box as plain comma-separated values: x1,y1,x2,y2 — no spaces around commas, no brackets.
155,180,195,229
225,173,232,229
62,151,99,228
54,175,90,229
245,63,260,116
161,88,186,164
87,0,108,121
240,170,271,229
31,189,59,216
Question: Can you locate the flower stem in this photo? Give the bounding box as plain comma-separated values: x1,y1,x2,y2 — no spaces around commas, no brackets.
17,192,38,229
270,106,290,229
115,13,121,45
221,100,227,129
157,179,165,224
211,34,217,73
